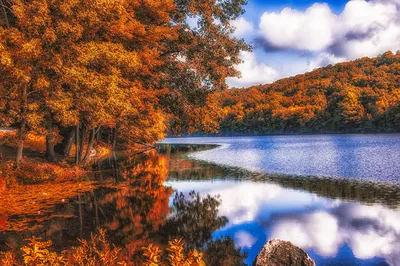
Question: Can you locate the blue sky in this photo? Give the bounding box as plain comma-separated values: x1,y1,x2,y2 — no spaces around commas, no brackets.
227,0,400,87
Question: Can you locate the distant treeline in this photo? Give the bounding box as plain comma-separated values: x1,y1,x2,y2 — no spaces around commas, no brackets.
207,51,400,135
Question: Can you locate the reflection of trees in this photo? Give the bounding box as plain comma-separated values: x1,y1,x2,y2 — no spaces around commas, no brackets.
159,191,247,266
204,237,247,266
160,144,242,181
98,152,173,260
79,153,246,265
1,150,248,265
160,191,227,250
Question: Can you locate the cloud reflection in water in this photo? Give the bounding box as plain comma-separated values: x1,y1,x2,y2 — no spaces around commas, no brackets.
167,180,400,265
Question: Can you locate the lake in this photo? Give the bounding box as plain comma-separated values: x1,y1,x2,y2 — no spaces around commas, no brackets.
1,134,400,265
162,134,400,183
162,134,400,265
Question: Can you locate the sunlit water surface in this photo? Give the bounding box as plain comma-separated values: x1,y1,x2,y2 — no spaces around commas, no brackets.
162,134,400,183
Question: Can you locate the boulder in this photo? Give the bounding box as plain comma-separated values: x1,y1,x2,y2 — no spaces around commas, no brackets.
252,239,315,266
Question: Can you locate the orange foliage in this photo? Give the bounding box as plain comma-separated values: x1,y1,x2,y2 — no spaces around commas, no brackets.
210,51,400,134
0,131,46,152
0,0,249,161
143,239,206,266
0,157,88,185
0,230,206,266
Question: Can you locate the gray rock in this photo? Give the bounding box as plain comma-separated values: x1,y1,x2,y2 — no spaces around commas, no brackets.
253,239,315,266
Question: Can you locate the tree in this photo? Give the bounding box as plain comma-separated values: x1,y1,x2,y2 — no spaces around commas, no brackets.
0,0,250,164
338,89,364,125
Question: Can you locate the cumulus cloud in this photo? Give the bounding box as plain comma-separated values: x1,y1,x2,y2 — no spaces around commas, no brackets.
229,0,400,88
257,0,400,59
234,231,257,248
232,17,254,38
226,51,280,88
259,3,336,52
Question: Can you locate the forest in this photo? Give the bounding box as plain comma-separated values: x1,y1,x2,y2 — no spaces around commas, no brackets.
0,0,249,165
207,51,400,135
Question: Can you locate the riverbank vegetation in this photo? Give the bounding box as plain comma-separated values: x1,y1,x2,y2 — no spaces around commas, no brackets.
0,0,249,166
207,51,400,135
0,229,206,265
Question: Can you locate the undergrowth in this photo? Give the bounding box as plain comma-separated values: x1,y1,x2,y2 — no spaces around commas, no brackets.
0,229,206,266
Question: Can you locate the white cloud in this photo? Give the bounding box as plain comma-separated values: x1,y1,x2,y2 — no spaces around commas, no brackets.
229,0,400,88
259,3,337,52
232,17,254,38
226,51,280,88
307,53,346,71
336,0,400,59
257,0,400,59
234,231,257,248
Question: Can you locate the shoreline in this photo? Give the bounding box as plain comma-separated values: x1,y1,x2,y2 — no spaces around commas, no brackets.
159,142,400,207
168,131,400,138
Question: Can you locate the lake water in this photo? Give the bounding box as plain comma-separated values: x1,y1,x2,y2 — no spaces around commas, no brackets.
1,135,400,265
162,134,400,183
161,135,400,265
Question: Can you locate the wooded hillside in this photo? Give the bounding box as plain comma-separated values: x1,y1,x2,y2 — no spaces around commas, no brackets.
210,51,400,135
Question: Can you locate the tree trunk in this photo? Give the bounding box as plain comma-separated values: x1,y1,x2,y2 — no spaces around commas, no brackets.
82,128,95,166
95,127,101,142
54,127,75,157
75,124,80,165
16,138,24,166
45,119,56,162
45,135,56,162
16,84,27,166
16,121,25,165
79,124,86,161
112,126,118,150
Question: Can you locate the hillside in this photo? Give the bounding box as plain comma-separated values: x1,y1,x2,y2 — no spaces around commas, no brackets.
210,51,400,135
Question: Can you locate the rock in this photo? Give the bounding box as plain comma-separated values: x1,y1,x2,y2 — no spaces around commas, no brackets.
252,239,315,266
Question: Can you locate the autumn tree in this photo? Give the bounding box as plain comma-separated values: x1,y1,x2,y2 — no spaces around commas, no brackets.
0,0,249,164
338,89,364,125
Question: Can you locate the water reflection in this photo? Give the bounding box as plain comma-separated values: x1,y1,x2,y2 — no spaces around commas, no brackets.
270,203,400,264
161,135,400,183
0,150,245,265
162,144,400,265
1,143,400,265
167,179,400,265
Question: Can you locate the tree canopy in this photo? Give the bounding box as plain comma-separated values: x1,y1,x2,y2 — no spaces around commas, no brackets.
0,0,249,164
206,51,400,135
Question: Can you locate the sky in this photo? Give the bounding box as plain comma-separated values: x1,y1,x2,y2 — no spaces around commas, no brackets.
226,0,400,88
